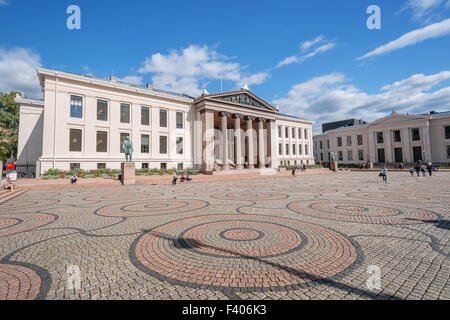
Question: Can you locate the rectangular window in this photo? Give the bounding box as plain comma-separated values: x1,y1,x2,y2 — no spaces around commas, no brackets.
327,140,330,149
70,163,80,171
96,131,107,153
358,150,364,161
142,163,149,169
160,136,168,154
393,130,401,143
141,107,150,126
70,95,83,118
160,163,167,170
279,144,282,155
176,137,184,154
285,144,289,155
160,109,167,128
298,128,302,139
304,129,308,140
69,129,82,152
446,126,450,140
278,126,282,138
357,135,363,146
447,145,450,159
338,151,343,161
412,128,421,141
394,147,403,163
299,144,303,155
337,137,342,147
177,163,184,170
377,132,384,144
141,135,150,153
320,141,323,150
347,136,352,147
292,128,295,139
120,133,129,153
97,100,108,121
320,153,323,161
285,127,289,138
120,103,130,123
176,112,183,129
97,163,106,170
348,150,353,161
305,144,309,155
292,144,296,155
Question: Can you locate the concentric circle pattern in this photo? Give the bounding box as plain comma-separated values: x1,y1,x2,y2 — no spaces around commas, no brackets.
347,192,450,203
288,200,438,224
0,199,59,212
95,199,208,217
0,264,43,300
132,214,359,290
84,192,163,201
0,213,56,237
212,192,288,201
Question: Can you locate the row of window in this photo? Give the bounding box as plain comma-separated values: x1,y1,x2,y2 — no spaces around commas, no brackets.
69,129,184,155
70,96,184,128
279,143,309,156
70,162,186,171
278,126,309,140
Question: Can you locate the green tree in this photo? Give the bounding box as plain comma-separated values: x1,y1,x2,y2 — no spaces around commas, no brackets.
0,91,22,161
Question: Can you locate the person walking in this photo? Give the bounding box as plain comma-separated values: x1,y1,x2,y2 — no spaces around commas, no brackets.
427,162,433,177
381,165,388,183
415,163,421,177
292,167,296,178
172,172,178,185
421,164,426,177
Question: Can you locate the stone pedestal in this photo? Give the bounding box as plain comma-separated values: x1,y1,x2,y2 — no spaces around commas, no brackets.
369,162,374,170
330,162,338,172
121,163,136,186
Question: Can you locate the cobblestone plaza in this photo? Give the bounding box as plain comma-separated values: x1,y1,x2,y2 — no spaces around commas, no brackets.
0,172,449,300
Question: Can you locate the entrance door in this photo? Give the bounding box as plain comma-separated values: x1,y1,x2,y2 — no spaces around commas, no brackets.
394,148,403,163
377,148,385,163
413,146,422,163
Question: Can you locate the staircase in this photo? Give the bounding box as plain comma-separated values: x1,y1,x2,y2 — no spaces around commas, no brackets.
0,187,24,204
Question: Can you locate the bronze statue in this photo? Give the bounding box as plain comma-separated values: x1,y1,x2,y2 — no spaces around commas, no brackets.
123,136,134,162
330,151,336,162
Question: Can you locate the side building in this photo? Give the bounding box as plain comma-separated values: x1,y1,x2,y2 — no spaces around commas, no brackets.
16,68,314,176
313,111,450,165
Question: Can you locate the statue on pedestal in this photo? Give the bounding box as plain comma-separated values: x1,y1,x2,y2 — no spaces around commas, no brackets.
123,136,134,162
330,151,336,163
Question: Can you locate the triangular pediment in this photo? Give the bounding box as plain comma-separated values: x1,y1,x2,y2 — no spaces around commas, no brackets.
369,112,428,126
199,90,278,112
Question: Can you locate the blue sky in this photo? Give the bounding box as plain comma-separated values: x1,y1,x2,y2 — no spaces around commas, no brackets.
1,0,450,133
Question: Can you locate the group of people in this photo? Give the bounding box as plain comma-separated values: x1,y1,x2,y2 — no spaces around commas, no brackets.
291,164,307,178
1,177,15,192
409,161,436,177
172,173,192,185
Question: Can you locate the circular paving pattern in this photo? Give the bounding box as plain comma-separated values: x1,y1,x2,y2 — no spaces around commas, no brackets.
0,213,56,237
347,191,450,203
95,199,208,217
84,192,163,202
212,192,288,201
0,199,59,212
131,214,360,290
0,264,45,300
288,200,439,224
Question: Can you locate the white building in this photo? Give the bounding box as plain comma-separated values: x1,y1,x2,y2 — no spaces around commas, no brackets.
313,111,450,165
16,68,314,176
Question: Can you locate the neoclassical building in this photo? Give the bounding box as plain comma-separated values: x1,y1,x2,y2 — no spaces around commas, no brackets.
16,68,314,176
313,111,450,165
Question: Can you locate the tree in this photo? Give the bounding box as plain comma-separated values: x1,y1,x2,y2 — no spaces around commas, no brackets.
0,91,21,162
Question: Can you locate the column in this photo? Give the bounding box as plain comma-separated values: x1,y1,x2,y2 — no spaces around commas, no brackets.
219,112,229,170
422,125,432,162
256,118,266,168
385,130,393,163
266,119,276,168
245,116,255,169
368,131,376,163
233,114,243,169
200,109,215,172
401,128,411,162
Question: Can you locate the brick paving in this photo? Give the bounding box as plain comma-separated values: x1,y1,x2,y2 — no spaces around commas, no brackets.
0,171,449,300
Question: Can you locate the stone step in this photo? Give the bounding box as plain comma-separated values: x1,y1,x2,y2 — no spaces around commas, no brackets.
0,189,24,204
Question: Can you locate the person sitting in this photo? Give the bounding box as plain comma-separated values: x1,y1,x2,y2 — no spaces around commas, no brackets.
71,174,78,185
186,174,192,182
409,167,414,177
180,174,185,183
172,173,178,185
2,177,15,192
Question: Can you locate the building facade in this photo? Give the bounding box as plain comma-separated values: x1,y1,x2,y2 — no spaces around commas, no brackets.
16,68,314,176
313,111,450,165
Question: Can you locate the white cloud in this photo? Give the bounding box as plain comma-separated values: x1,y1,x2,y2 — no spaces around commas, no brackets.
358,18,450,60
273,71,450,134
138,45,267,96
276,36,336,68
400,0,446,23
0,47,42,98
119,75,143,86
0,0,10,6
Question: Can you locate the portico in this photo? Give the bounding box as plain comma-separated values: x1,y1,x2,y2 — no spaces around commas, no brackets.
195,88,278,173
